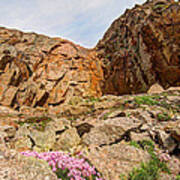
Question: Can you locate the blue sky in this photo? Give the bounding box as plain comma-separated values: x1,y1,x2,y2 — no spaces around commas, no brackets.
0,0,145,47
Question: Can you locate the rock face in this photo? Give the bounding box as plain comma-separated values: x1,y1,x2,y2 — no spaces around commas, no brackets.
0,0,180,179
0,0,180,111
96,0,180,95
0,27,103,111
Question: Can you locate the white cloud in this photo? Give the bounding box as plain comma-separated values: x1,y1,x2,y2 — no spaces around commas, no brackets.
0,0,146,47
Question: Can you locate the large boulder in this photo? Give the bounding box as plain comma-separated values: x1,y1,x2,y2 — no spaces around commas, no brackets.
84,144,151,180
0,142,58,180
82,117,142,146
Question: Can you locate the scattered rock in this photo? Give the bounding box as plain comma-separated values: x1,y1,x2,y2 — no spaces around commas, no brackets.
82,117,142,146
0,144,58,180
165,120,180,143
0,0,179,179
53,128,81,151
0,0,179,111
157,130,177,152
85,144,151,180
130,132,151,142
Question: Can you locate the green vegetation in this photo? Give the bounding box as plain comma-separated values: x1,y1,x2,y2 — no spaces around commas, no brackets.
68,116,78,121
157,112,171,121
16,116,53,131
133,94,179,114
101,104,126,120
129,159,168,180
139,140,155,154
85,97,101,103
55,168,70,180
176,175,180,180
128,140,170,180
129,140,155,153
119,174,126,180
129,141,141,149
103,111,112,120
134,96,160,106
55,167,99,180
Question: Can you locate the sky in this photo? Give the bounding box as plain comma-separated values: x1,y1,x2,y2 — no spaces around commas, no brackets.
0,0,146,48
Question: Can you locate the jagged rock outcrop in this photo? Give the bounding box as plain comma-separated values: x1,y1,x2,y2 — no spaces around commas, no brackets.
0,1,180,179
96,0,180,95
0,27,103,111
0,0,180,111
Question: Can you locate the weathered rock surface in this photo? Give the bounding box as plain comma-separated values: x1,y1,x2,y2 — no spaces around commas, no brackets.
0,89,179,179
0,0,180,111
84,144,151,180
96,0,180,95
0,142,58,180
0,27,103,111
82,117,142,146
0,0,180,179
53,128,81,151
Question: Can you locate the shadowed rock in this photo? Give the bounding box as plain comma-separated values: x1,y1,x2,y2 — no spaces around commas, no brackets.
96,0,180,95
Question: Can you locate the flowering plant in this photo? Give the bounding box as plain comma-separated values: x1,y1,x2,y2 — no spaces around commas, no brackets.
21,151,103,180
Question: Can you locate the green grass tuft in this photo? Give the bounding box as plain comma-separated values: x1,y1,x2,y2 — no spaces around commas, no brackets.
134,96,159,106
157,112,171,121
128,140,170,180
129,141,141,149
16,116,53,131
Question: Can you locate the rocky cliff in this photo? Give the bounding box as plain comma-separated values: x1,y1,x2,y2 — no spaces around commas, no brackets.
0,0,180,180
0,28,103,112
96,0,180,95
0,0,179,112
